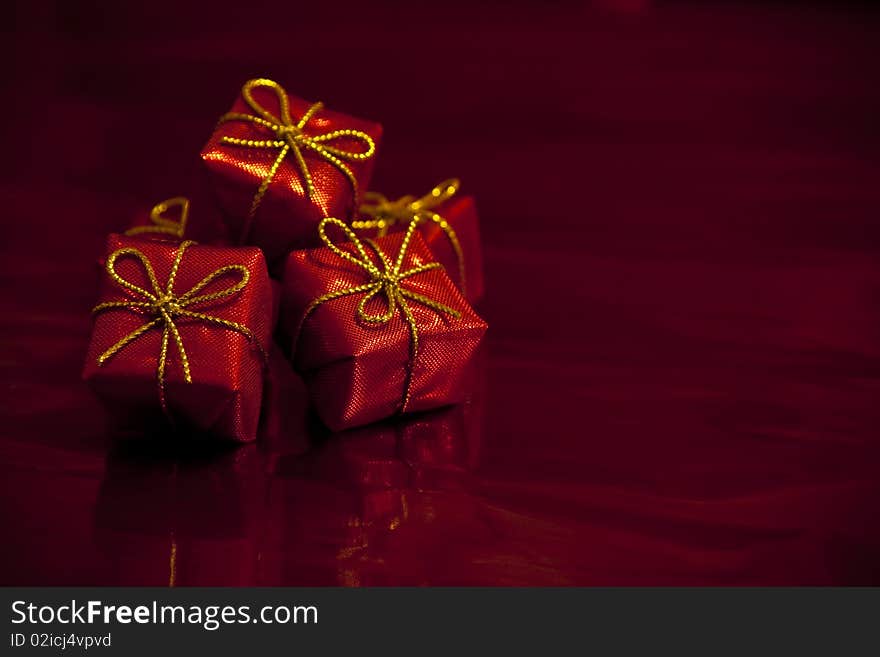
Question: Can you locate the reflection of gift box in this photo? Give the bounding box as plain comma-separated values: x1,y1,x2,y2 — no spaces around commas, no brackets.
94,444,272,585
356,179,484,303
276,404,482,491
280,218,487,431
398,406,482,491
83,234,273,442
281,429,407,489
201,77,382,268
268,400,487,585
268,364,488,585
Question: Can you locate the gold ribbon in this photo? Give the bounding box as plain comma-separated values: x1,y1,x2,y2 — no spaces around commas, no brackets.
217,78,376,239
93,240,265,419
354,179,467,295
296,218,461,413
124,196,190,239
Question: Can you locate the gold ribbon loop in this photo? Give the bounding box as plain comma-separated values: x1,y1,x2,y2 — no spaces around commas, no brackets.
297,218,461,413
354,179,467,295
217,78,376,239
93,240,265,420
125,196,190,239
409,178,460,212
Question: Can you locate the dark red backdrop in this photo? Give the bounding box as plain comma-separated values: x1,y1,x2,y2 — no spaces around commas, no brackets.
2,1,879,585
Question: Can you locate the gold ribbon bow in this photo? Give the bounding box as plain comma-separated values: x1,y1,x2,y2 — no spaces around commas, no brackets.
124,196,190,239
297,218,461,412
93,240,264,419
354,179,467,295
217,78,376,237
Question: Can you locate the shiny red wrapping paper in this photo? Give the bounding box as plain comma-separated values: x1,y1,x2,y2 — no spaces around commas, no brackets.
201,82,383,269
83,234,274,442
280,229,487,431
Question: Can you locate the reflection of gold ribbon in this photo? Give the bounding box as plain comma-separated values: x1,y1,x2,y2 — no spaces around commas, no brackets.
168,531,178,587
217,78,376,239
93,241,265,419
296,218,460,412
125,197,190,239
354,179,467,295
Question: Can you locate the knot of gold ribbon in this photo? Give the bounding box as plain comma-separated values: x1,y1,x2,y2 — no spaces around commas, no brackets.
93,241,265,419
217,78,376,237
297,218,461,413
354,179,467,295
124,196,190,239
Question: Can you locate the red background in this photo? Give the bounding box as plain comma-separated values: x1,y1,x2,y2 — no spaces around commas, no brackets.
2,1,879,585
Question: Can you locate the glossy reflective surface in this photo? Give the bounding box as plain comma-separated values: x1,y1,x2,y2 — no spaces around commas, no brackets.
2,2,879,585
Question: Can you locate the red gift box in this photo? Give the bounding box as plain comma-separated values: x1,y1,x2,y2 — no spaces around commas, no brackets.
124,194,230,246
356,179,485,303
83,234,273,442
201,77,382,268
281,218,487,431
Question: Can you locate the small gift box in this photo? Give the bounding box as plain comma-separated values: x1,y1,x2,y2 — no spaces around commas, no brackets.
124,194,230,245
83,234,273,442
201,77,382,268
280,218,487,431
123,196,190,242
355,179,485,303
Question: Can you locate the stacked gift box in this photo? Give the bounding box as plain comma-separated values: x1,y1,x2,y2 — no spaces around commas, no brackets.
83,77,487,442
